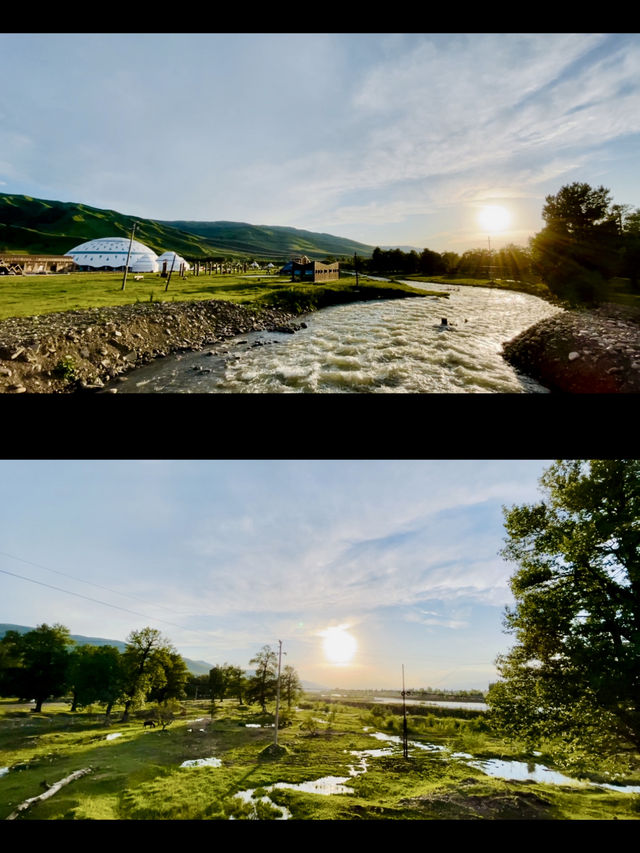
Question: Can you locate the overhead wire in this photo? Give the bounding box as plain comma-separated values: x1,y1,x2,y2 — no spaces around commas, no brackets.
0,548,199,619
0,566,188,631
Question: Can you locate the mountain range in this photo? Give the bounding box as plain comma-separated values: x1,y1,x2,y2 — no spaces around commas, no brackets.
0,193,375,261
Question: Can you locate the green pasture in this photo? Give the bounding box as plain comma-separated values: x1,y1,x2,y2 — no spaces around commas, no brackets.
0,272,441,322
401,273,640,309
1,698,638,820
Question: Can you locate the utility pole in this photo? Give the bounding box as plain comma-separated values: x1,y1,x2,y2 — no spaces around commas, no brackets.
274,639,283,747
164,252,176,292
121,221,137,291
401,664,409,759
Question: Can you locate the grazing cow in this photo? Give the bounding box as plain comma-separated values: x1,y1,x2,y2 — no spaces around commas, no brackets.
143,720,157,728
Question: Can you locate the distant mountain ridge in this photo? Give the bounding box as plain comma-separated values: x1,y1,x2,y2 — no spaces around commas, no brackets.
0,193,375,261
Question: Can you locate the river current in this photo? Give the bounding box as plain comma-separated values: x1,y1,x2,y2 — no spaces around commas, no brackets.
114,282,562,394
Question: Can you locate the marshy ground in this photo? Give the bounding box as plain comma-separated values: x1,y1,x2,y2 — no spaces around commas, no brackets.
1,697,639,820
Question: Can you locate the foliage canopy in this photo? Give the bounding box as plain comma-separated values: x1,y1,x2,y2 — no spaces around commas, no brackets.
488,460,640,760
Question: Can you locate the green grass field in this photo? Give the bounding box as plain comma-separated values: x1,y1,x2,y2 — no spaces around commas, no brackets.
1,698,638,820
400,274,640,309
0,272,443,322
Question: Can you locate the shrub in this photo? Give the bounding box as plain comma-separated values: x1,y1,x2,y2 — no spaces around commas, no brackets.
52,356,77,382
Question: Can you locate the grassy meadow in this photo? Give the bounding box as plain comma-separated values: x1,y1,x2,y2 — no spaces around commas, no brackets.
399,273,640,309
1,697,639,820
0,272,443,322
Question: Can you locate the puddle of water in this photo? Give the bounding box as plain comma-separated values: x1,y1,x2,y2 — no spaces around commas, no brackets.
180,757,222,768
365,729,640,794
273,776,354,796
233,787,291,820
105,733,122,741
245,723,262,728
0,767,9,777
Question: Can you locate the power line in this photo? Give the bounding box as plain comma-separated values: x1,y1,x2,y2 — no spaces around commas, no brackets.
0,567,187,631
0,549,196,619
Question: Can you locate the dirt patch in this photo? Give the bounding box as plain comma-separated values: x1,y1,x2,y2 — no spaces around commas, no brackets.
400,788,553,820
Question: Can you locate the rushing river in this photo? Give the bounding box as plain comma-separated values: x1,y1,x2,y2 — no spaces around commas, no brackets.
114,282,562,393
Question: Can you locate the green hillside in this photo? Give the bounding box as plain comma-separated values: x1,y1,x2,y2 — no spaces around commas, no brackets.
0,194,374,260
159,219,375,260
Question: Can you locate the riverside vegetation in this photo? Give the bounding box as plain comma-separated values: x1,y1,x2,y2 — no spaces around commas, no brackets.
1,696,639,820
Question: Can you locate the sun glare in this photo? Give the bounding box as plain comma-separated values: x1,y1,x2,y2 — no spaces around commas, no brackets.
322,626,357,665
478,205,511,232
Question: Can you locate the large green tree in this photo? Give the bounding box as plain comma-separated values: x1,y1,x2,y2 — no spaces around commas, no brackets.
66,644,125,716
487,460,640,760
0,624,74,712
120,627,174,722
529,182,620,304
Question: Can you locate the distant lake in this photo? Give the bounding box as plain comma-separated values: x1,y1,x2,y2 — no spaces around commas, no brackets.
373,696,488,711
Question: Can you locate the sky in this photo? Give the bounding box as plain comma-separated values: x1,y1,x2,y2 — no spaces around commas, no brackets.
0,459,555,691
1,33,640,254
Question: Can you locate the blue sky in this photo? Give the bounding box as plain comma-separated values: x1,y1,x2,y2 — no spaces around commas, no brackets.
0,460,554,690
1,33,639,253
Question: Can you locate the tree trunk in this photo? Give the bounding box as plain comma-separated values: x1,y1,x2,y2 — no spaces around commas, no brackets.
6,768,92,820
121,699,132,722
33,698,43,713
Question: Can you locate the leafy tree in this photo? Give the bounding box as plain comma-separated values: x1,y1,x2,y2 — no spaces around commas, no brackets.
0,630,26,698
185,673,210,700
418,248,445,276
120,627,174,722
209,664,228,708
224,664,248,705
487,460,640,760
4,624,74,712
147,650,188,704
529,182,620,304
247,645,278,713
440,251,460,275
66,644,124,714
281,664,303,709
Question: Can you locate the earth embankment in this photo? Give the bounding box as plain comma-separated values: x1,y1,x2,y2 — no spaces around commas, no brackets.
502,303,640,393
0,300,303,393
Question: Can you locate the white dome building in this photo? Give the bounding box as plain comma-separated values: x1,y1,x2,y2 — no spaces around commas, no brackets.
156,251,191,272
67,237,159,272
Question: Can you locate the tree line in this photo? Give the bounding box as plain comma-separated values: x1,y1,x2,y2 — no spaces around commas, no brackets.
356,245,534,279
355,182,640,305
0,628,302,721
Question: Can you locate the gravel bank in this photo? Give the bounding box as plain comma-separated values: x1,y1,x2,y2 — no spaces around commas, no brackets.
0,300,303,393
502,303,640,393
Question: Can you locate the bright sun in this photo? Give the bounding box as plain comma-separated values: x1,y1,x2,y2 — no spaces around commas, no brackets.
478,205,511,232
322,626,357,665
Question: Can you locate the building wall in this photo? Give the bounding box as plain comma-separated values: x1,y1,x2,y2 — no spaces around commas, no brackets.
0,255,76,274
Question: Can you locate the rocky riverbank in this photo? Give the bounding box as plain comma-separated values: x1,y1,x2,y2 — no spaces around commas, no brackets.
502,303,640,393
0,300,304,393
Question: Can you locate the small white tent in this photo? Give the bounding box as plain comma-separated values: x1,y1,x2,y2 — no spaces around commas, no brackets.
156,251,191,272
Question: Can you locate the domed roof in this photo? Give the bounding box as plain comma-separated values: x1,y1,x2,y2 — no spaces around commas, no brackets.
67,237,159,272
156,251,191,271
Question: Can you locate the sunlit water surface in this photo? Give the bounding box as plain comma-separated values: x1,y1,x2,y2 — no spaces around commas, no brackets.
114,283,562,393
